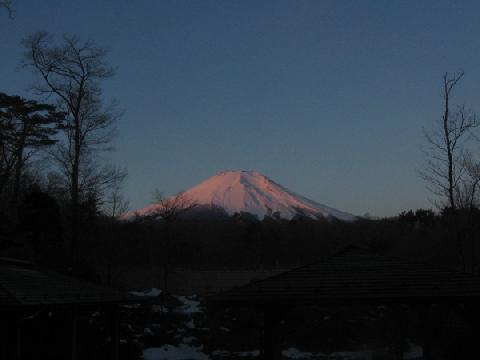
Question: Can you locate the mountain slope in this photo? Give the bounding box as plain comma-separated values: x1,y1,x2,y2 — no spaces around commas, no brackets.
132,170,355,221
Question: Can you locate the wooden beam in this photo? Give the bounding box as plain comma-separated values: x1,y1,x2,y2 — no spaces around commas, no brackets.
0,311,6,359
110,305,120,360
464,302,480,358
72,305,78,360
417,304,432,360
14,313,21,360
262,308,282,360
391,305,408,360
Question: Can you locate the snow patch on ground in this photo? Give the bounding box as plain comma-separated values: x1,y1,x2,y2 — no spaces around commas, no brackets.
405,340,423,359
152,304,169,313
181,336,197,344
282,348,314,359
186,319,195,329
211,349,261,358
237,349,260,357
175,295,202,314
130,288,162,297
211,349,231,358
144,344,210,360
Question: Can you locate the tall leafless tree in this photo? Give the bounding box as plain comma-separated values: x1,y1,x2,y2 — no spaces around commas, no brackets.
103,183,130,218
421,71,480,271
0,0,13,17
0,109,16,200
150,191,197,294
22,32,124,268
150,190,197,223
455,152,480,209
421,71,479,210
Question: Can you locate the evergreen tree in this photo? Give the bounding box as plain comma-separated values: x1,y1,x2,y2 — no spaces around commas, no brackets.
0,92,63,212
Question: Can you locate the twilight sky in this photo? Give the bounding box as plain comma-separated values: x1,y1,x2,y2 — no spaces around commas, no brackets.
2,0,480,217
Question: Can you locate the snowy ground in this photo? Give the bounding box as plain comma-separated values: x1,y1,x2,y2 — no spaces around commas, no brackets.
144,345,422,360
144,344,209,360
130,288,163,297
131,289,423,360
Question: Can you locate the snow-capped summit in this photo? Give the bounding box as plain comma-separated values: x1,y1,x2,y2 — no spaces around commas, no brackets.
132,170,355,221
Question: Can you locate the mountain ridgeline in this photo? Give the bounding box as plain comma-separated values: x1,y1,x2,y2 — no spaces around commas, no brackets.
132,170,356,221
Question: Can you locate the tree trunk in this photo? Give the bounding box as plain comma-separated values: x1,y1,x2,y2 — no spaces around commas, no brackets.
443,77,455,210
11,129,26,217
70,84,84,271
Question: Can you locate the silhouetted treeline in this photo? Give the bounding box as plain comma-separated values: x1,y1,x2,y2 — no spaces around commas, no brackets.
76,207,480,279
3,183,480,284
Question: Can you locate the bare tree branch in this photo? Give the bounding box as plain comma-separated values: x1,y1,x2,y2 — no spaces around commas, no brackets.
149,191,198,222
420,71,479,210
22,32,121,268
0,0,13,18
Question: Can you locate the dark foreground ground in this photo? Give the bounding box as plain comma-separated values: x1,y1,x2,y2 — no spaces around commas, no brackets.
111,289,470,360
10,287,479,359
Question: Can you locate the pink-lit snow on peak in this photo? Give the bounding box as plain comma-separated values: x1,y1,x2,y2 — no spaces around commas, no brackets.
134,170,355,221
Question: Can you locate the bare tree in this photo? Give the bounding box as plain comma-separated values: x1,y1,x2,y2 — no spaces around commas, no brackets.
421,71,480,271
421,71,479,210
0,0,13,17
455,152,480,209
103,182,130,218
150,190,197,223
22,32,122,268
150,191,197,294
0,110,16,199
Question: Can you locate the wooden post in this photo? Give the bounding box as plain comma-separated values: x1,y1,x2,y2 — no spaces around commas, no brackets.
14,313,21,360
465,301,480,358
391,305,406,360
262,307,282,360
110,305,120,360
0,311,6,359
72,305,78,360
417,304,432,360
2,311,16,359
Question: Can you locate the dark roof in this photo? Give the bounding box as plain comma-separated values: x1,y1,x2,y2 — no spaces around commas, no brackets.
210,246,480,306
0,258,132,306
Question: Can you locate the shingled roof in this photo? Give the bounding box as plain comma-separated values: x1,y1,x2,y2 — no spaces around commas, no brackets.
0,258,131,306
210,246,480,306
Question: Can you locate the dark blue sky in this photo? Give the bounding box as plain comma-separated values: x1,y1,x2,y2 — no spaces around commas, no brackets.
2,0,480,217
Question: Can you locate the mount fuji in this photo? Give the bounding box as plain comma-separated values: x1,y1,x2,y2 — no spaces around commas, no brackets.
132,170,355,221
